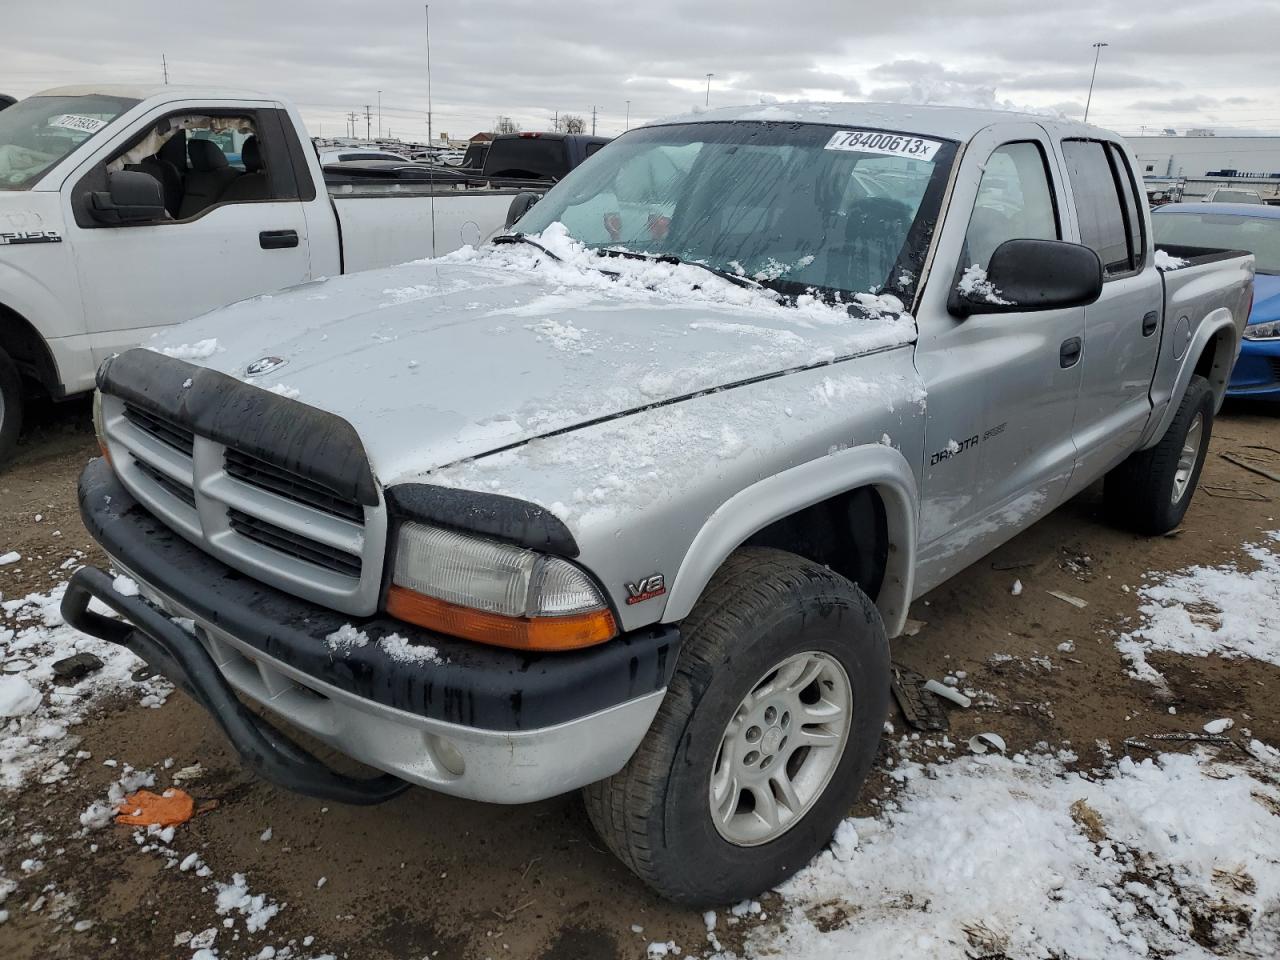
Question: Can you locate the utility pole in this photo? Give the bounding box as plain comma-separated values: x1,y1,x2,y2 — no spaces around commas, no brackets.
1083,42,1108,124
625,100,631,130
364,105,372,141
161,54,169,84
591,105,597,136
705,73,714,107
424,4,434,145
377,90,382,139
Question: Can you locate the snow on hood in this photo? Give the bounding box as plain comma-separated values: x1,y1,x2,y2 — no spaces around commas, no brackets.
146,225,916,484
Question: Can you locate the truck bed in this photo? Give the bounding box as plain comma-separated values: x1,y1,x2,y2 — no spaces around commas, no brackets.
1145,243,1254,441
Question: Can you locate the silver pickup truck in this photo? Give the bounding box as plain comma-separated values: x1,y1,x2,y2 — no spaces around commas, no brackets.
64,103,1253,905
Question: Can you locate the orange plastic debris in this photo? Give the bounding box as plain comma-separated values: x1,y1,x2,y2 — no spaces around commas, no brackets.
114,788,195,827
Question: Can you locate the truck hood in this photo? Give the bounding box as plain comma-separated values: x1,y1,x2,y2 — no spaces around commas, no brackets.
150,245,915,484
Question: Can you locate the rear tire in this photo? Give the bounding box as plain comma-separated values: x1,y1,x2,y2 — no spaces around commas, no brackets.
1104,374,1214,535
583,547,890,905
0,348,24,469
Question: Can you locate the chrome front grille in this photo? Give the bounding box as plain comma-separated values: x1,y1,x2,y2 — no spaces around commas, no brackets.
227,508,364,579
224,449,365,523
101,393,387,615
123,403,194,456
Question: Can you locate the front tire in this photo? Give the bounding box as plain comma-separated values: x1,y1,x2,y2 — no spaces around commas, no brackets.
0,348,24,469
583,547,889,905
1105,374,1214,535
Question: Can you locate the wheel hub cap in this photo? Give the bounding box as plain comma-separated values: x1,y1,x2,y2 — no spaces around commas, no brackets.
1172,411,1204,504
709,651,853,847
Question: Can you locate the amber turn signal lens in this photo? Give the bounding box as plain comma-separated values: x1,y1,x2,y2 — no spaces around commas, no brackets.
385,585,617,652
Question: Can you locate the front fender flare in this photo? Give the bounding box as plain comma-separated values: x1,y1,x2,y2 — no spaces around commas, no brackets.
662,444,918,638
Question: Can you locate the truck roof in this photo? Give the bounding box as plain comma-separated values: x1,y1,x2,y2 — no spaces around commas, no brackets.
33,83,275,103
651,101,1104,142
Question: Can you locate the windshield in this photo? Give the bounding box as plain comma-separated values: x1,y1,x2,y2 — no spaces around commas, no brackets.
1154,211,1280,274
513,121,957,303
0,95,136,190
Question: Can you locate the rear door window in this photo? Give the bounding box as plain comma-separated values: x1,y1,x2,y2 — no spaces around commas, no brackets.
1106,142,1146,269
1062,139,1136,276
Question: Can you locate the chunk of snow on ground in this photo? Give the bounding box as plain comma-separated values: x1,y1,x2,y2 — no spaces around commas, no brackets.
956,263,1012,305
1204,717,1234,735
266,383,300,399
1155,250,1188,271
0,677,41,717
154,338,219,360
0,584,171,790
762,749,1280,959
1115,531,1280,684
0,552,19,566
214,873,280,933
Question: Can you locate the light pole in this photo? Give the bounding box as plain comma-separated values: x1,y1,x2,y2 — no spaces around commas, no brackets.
625,100,631,130
705,73,714,107
1083,42,1108,124
377,90,382,139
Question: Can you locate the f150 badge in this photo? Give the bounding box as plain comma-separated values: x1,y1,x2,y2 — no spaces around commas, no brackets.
0,231,62,245
625,574,666,605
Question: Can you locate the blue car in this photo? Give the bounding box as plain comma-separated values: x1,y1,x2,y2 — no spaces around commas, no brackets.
1153,202,1280,401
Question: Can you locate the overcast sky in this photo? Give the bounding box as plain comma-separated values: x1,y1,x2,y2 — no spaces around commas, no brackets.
5,1,1279,143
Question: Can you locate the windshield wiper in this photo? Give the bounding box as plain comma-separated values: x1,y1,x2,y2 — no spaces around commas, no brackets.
598,248,763,290
492,233,562,261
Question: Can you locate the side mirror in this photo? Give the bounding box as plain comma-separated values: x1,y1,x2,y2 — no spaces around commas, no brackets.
87,170,166,226
504,191,541,229
948,238,1103,318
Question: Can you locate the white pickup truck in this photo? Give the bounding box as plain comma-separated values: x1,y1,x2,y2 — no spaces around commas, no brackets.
0,85,536,463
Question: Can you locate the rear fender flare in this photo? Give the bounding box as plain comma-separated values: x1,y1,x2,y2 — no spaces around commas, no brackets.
1140,309,1238,448
662,444,918,638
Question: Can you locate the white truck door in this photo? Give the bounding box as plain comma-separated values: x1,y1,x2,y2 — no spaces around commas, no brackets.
913,124,1086,590
61,102,313,367
1055,138,1164,494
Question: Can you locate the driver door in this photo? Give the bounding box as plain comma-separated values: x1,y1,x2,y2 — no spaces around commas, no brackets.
59,100,314,367
913,123,1086,592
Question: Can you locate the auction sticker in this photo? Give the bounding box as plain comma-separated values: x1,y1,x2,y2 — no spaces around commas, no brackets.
49,114,108,134
825,130,941,161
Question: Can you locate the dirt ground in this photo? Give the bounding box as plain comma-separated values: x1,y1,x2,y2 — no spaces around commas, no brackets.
1,395,1278,960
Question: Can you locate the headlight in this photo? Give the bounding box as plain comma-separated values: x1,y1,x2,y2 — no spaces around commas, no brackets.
385,522,617,651
1244,319,1280,341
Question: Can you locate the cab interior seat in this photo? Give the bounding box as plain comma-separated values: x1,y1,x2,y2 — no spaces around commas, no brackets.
217,136,269,203
179,138,239,218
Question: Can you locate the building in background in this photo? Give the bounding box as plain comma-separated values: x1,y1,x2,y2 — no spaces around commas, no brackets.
1130,135,1280,179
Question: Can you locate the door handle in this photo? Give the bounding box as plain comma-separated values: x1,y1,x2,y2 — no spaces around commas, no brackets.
1059,337,1082,368
1142,310,1159,337
259,229,299,250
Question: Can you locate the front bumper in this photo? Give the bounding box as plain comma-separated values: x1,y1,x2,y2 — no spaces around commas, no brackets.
68,458,679,804
1227,335,1280,399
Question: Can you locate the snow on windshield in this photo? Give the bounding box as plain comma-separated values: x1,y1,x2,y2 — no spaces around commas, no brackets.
446,222,915,331
508,120,954,305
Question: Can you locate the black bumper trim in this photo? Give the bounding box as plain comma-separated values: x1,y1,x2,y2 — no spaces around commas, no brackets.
62,566,409,805
75,458,680,732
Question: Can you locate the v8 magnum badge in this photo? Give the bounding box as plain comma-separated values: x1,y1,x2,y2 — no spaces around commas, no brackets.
625,573,666,605
246,356,287,377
